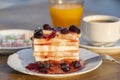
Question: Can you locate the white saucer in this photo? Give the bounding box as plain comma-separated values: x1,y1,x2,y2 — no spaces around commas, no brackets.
7,48,102,78
0,29,33,55
80,38,120,54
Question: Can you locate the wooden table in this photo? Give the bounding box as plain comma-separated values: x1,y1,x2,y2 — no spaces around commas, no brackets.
0,0,120,80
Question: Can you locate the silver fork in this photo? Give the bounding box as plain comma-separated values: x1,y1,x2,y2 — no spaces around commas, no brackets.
101,55,120,64
85,54,120,64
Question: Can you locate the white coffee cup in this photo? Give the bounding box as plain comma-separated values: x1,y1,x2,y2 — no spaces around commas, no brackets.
82,15,120,46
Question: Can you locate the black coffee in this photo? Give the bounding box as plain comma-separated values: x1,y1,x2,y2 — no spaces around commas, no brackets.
90,19,117,23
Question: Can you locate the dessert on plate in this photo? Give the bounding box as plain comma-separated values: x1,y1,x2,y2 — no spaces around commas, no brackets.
26,24,84,74
0,34,32,47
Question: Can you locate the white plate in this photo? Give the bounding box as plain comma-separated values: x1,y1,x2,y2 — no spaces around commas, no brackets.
80,37,120,54
7,48,102,78
0,29,33,54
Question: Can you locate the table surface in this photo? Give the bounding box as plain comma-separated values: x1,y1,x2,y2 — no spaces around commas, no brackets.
0,0,120,80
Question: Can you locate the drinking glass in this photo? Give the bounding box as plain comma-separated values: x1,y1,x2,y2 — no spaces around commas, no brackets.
49,0,84,28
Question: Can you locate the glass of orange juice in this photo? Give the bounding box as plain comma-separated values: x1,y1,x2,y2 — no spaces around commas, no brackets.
49,0,84,28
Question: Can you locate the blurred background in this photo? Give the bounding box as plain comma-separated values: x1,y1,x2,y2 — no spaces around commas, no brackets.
0,0,120,30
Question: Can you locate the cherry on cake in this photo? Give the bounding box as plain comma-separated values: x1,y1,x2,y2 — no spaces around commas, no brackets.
26,24,84,74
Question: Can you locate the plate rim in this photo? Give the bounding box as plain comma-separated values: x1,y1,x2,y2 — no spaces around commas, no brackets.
80,38,120,50
7,48,102,77
0,29,33,33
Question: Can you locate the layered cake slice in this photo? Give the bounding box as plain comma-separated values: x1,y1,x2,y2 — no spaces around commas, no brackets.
26,24,84,74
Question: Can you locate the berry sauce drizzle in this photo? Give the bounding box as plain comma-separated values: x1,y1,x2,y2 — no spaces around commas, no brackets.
26,60,84,74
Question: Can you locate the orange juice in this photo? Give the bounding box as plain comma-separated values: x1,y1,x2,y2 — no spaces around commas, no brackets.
50,3,83,28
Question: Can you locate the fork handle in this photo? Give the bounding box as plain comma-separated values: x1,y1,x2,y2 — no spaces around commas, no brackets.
112,60,120,64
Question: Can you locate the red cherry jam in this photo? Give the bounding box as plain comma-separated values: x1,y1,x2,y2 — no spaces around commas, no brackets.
26,60,84,74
